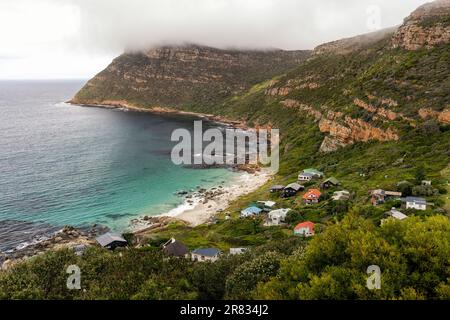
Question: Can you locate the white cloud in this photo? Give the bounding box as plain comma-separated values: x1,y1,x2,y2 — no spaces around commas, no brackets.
0,0,431,79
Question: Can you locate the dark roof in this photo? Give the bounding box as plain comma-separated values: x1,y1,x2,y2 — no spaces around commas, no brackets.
192,248,220,257
323,177,340,185
96,233,127,247
285,183,303,191
163,238,189,257
404,197,427,204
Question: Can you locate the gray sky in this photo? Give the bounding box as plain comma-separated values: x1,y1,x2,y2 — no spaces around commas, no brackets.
0,0,431,79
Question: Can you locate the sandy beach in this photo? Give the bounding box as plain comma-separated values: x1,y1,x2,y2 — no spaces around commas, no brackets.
131,168,273,231
176,169,273,225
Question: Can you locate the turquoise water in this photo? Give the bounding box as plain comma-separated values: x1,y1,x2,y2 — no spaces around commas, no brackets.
0,80,237,251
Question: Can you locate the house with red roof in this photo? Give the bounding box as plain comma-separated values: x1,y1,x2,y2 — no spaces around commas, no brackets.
294,221,315,237
302,189,322,204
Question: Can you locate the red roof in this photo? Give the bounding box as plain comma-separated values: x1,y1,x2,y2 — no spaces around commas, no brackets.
294,221,315,231
302,189,322,200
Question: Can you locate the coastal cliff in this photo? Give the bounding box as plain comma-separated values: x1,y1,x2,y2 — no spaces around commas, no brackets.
391,0,450,50
71,45,309,110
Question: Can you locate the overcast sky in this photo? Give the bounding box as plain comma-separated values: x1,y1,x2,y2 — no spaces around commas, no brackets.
0,0,431,79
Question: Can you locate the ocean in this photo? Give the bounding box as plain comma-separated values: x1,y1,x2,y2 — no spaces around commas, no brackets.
0,80,238,252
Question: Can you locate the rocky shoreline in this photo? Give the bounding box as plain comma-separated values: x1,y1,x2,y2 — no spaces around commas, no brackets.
0,226,104,270
67,100,249,130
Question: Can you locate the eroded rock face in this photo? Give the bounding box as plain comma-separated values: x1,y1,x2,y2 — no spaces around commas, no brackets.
419,108,450,124
391,0,450,50
319,117,398,146
265,77,321,96
353,98,398,121
280,99,399,152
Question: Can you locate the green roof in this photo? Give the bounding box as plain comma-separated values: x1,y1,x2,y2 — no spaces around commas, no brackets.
303,168,324,176
324,177,340,185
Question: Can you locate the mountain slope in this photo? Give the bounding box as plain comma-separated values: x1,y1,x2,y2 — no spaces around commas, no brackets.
71,45,310,109
214,0,449,153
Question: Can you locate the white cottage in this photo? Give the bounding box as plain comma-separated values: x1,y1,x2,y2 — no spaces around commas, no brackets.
404,197,427,211
266,209,291,226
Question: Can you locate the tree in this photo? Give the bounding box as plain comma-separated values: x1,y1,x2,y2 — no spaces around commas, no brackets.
225,251,283,299
414,166,426,185
254,214,450,300
397,181,413,197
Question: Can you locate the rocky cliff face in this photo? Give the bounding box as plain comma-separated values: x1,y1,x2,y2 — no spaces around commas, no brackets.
72,45,309,110
279,99,399,152
391,0,450,50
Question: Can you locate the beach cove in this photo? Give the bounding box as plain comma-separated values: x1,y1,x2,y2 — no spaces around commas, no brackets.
0,80,273,259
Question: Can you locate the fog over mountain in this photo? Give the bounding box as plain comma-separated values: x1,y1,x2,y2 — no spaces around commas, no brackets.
0,0,430,78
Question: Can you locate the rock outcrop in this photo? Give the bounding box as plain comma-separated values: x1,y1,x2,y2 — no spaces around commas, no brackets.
265,77,321,96
280,99,399,152
391,0,450,50
318,117,399,152
419,108,450,124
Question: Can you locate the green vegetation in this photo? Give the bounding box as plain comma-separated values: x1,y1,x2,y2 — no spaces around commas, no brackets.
2,9,449,300
419,15,450,29
1,215,448,300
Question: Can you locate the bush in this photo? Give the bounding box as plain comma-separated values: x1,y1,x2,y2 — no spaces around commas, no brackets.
412,185,439,197
285,210,302,225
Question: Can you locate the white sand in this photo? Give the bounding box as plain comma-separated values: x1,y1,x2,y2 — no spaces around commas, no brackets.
131,169,273,230
174,169,273,226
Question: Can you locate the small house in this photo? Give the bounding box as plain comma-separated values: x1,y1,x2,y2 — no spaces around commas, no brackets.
266,208,291,226
303,189,322,204
298,172,315,182
320,177,340,189
332,190,350,201
163,238,189,258
240,206,263,218
294,221,315,237
191,248,221,262
96,232,128,250
370,189,402,206
230,248,248,255
270,185,285,193
302,168,324,178
386,208,408,220
282,183,304,198
257,201,277,212
421,180,432,186
403,197,427,211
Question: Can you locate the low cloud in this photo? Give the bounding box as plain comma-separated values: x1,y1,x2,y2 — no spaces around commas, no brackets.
0,0,431,78
65,0,429,52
